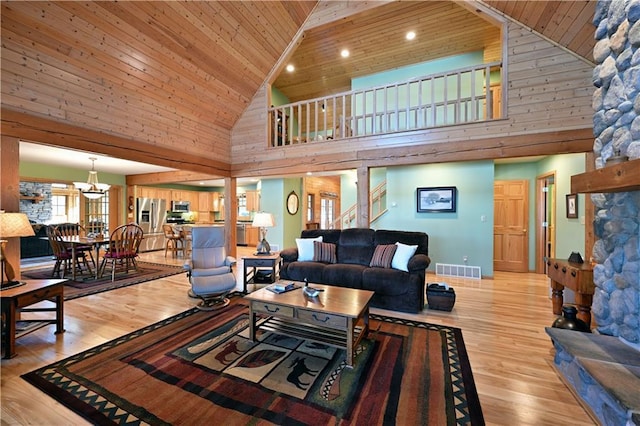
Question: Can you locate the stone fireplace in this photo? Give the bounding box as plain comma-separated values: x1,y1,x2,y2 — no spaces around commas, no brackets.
547,1,640,425
591,0,639,347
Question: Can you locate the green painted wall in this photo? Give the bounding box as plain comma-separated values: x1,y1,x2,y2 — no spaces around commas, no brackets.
537,154,586,259
20,161,127,218
258,178,285,251
374,161,495,276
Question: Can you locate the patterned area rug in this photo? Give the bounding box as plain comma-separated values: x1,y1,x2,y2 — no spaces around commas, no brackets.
21,261,184,300
22,297,484,425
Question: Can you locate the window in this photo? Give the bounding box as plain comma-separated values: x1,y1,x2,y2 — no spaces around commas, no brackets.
51,183,79,223
83,194,109,236
51,195,67,223
320,197,335,229
307,193,315,222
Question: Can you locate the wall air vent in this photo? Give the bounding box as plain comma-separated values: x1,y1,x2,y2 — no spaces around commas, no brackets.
435,263,481,279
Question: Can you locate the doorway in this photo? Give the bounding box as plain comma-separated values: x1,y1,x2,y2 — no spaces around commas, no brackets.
493,180,529,272
535,172,556,273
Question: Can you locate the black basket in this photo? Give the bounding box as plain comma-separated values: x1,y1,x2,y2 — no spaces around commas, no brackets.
254,270,273,283
426,283,456,311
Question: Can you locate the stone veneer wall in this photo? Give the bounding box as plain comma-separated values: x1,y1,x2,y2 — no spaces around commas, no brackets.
19,182,52,223
591,0,640,344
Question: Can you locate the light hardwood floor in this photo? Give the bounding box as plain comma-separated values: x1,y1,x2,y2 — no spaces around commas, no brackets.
1,248,595,425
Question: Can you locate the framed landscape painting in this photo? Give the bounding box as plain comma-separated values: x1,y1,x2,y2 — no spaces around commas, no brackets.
417,186,457,213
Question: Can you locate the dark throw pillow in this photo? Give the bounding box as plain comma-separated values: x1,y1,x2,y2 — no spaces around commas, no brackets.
370,244,397,268
313,241,337,264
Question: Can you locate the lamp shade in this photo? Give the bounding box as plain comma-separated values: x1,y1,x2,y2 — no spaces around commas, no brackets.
0,212,35,238
252,212,275,228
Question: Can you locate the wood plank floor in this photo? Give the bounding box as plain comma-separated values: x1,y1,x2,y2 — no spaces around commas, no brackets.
1,248,595,425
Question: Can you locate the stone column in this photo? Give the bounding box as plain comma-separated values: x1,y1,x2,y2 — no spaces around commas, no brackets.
590,0,640,344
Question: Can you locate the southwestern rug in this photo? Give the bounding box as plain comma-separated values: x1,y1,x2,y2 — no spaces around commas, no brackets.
22,261,185,300
22,299,484,425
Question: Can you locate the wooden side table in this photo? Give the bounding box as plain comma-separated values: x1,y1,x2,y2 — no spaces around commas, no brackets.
1,279,66,359
545,257,594,326
242,253,281,293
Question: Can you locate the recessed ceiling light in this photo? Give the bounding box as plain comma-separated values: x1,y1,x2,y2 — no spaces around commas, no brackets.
286,64,294,72
340,49,350,58
306,172,312,176
406,31,416,40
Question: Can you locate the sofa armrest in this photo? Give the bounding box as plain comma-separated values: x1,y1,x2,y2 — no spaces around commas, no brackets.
280,247,298,262
407,254,430,272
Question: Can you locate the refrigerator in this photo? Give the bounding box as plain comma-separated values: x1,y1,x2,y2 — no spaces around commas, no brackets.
136,198,168,252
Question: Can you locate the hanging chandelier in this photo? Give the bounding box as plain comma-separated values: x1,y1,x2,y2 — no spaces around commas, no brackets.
74,157,111,199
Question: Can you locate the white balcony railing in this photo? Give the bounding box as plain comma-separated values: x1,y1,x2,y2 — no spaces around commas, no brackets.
270,62,502,146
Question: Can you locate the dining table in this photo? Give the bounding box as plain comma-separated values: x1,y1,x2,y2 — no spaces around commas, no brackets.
58,235,108,281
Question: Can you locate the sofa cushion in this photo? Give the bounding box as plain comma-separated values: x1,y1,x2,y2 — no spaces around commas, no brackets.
323,263,366,289
313,241,337,263
391,242,418,272
296,236,323,261
362,268,413,296
337,228,375,265
374,229,429,256
370,244,397,268
284,261,326,283
300,229,342,245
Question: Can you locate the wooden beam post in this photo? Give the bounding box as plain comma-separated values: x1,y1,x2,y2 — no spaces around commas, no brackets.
356,166,370,228
0,136,23,280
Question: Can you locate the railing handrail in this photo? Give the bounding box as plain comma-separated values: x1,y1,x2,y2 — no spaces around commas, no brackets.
270,61,502,112
269,61,502,147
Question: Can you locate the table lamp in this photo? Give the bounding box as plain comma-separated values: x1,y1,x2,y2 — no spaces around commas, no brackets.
252,212,275,255
0,212,35,289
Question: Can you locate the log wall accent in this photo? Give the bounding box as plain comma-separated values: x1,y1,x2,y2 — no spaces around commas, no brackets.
1,1,315,164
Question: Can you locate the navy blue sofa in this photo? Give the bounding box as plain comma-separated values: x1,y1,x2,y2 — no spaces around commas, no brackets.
279,228,430,313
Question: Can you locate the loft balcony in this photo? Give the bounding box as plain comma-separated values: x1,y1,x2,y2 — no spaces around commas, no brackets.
269,62,502,147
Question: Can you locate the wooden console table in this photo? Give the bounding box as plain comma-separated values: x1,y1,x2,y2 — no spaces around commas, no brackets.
1,279,66,359
545,258,594,326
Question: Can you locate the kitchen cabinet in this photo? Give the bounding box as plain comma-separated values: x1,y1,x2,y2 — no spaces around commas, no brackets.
171,190,198,207
246,190,260,212
156,189,172,207
246,225,260,247
198,192,211,211
138,186,157,199
212,192,222,212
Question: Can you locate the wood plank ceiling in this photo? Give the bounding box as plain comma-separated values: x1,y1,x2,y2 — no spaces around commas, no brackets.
1,1,596,170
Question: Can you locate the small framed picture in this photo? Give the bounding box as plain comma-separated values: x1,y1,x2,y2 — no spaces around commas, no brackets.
566,194,578,218
417,186,457,213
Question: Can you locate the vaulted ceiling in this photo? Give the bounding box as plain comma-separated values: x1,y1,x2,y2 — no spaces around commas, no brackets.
2,1,596,173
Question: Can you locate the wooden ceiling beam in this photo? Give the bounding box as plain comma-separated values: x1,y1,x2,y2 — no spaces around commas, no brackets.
126,170,223,186
1,108,231,176
231,128,594,177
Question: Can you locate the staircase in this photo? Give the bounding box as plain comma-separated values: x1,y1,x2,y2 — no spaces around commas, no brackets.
335,181,387,229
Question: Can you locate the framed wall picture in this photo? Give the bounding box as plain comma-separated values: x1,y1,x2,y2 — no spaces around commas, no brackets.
417,186,457,213
566,194,578,218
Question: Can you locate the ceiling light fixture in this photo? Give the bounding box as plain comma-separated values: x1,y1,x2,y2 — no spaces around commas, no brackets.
406,31,416,40
286,64,295,72
340,49,350,58
74,157,111,199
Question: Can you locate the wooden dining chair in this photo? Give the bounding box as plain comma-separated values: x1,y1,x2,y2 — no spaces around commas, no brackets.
55,223,96,267
99,223,144,282
46,225,92,278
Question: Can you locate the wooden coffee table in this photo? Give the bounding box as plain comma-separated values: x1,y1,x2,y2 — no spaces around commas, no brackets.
245,282,374,367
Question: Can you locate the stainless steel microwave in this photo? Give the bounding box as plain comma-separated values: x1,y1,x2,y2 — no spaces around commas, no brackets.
171,201,190,213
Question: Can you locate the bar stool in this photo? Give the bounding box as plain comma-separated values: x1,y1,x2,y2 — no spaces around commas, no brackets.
163,224,184,257
182,225,193,257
